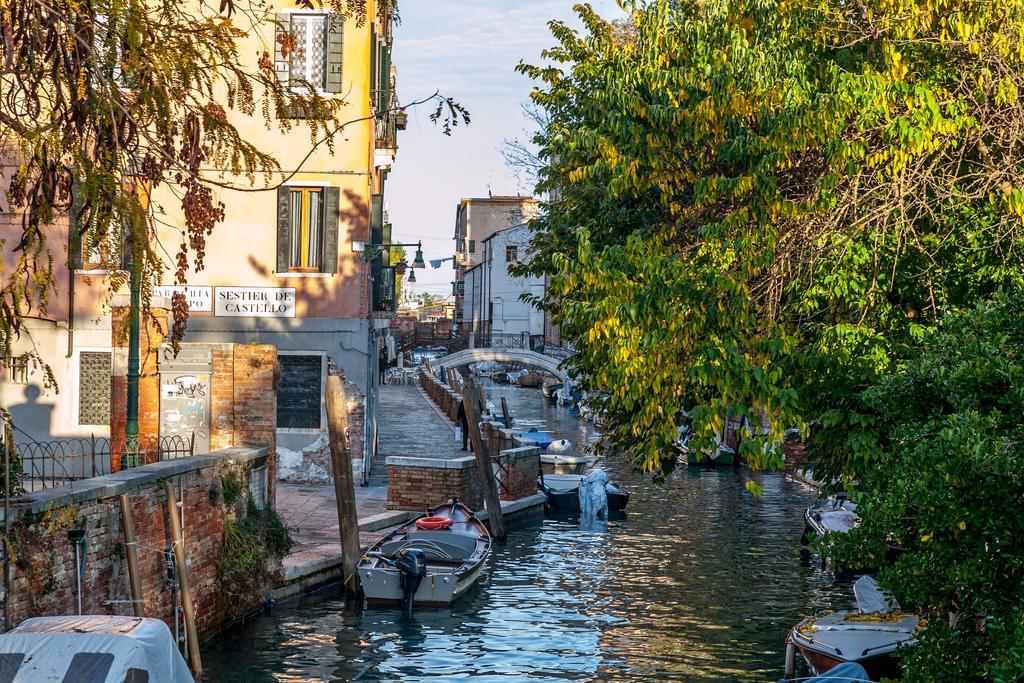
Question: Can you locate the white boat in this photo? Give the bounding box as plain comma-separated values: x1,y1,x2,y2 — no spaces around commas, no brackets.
803,496,859,540
785,577,918,680
358,499,491,609
0,615,194,682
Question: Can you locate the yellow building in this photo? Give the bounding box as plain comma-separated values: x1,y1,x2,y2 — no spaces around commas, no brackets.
1,1,402,475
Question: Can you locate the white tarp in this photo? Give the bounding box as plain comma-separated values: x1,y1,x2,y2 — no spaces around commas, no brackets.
0,616,193,682
578,468,609,519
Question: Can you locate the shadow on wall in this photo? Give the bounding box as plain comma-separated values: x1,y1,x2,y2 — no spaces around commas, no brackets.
7,385,56,443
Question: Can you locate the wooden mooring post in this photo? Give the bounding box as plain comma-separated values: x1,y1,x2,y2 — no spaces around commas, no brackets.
325,375,362,595
461,376,506,540
500,397,512,428
118,494,145,617
164,482,202,677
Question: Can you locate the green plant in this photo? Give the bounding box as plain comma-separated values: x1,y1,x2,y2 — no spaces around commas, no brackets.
219,472,244,507
830,294,1024,680
216,504,293,600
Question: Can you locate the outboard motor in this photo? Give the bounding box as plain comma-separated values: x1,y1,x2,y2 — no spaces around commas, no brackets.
395,547,427,611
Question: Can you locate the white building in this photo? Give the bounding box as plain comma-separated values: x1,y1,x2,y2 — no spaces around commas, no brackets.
461,224,544,339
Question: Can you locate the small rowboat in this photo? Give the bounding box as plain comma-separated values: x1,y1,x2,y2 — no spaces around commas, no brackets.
542,381,563,401
785,576,919,680
358,499,491,609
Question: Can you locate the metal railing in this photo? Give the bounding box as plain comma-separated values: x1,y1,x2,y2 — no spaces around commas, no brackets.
15,433,195,490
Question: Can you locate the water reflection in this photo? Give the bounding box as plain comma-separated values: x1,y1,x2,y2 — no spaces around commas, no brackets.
206,381,849,681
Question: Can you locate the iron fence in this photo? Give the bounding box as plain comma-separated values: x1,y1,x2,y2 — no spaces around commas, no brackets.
15,433,195,490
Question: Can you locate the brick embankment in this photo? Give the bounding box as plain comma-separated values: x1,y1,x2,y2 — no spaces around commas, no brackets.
0,447,270,637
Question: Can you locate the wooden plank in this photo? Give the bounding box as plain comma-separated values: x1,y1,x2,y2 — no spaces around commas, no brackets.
461,376,506,540
164,482,202,676
500,397,512,428
326,375,362,595
119,494,145,618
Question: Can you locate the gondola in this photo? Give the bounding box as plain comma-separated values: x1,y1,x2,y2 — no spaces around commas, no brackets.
358,499,491,609
540,473,630,512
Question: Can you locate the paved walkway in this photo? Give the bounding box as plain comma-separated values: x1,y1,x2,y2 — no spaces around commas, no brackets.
276,483,412,586
369,383,463,485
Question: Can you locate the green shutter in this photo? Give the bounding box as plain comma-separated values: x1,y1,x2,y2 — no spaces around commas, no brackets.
370,193,383,245
377,45,391,113
322,186,340,274
276,185,290,273
68,180,83,269
325,15,344,94
274,14,290,88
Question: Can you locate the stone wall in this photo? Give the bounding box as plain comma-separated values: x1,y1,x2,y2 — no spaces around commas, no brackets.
493,446,540,501
386,456,482,511
0,447,271,637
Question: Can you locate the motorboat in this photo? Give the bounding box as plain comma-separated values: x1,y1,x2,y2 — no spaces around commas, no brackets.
785,576,918,680
540,473,630,512
803,496,859,542
556,384,581,406
0,615,194,682
541,440,593,474
358,498,491,609
541,381,563,401
514,428,557,451
678,426,736,466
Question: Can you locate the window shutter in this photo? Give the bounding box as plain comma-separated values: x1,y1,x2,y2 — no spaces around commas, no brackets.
68,180,83,269
325,15,344,94
274,14,290,89
377,45,391,113
322,186,339,274
370,194,383,244
276,185,290,273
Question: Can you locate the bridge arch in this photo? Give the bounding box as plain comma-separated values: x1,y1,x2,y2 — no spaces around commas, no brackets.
434,348,567,382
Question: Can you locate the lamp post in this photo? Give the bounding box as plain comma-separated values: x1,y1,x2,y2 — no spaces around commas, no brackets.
122,178,150,469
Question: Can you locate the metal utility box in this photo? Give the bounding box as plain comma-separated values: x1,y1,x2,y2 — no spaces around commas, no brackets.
158,345,213,454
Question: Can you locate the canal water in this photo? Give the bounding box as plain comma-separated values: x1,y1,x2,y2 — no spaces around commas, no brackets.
206,380,850,681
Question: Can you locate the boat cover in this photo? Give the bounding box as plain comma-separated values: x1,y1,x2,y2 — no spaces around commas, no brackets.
0,615,193,682
579,468,609,519
818,508,858,533
854,575,900,614
805,661,871,682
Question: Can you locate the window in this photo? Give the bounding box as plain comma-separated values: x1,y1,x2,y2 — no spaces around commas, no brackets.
78,351,112,426
123,669,150,683
277,355,322,429
505,246,519,263
83,234,122,270
288,187,323,271
274,13,343,95
460,239,476,254
61,652,114,683
276,186,339,274
5,355,29,384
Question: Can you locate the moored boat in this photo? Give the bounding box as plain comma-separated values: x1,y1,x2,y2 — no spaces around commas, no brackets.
542,381,563,401
0,615,194,681
358,499,491,609
803,496,859,542
514,427,557,451
540,473,630,512
516,372,545,388
785,576,919,681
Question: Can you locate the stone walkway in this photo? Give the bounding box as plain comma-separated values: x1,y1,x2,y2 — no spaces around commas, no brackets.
275,483,414,591
369,383,463,484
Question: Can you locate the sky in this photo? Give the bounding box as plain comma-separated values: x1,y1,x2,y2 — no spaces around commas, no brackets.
386,0,625,300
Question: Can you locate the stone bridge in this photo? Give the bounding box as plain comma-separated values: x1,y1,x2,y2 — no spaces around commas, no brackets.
433,347,568,382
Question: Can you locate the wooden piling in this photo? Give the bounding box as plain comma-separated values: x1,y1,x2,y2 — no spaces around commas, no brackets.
500,397,512,428
461,376,506,540
164,482,201,677
118,494,145,618
325,375,362,595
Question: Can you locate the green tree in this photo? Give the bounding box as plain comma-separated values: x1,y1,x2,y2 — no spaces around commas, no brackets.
0,0,466,364
829,294,1024,680
517,0,1024,482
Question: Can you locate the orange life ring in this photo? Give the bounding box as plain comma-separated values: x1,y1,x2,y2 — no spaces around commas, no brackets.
415,516,453,531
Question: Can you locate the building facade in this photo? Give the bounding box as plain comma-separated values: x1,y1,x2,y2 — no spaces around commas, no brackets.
461,224,545,339
1,2,402,473
452,195,538,330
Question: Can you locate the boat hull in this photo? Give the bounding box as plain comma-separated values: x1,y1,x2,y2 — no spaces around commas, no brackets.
356,499,491,608
540,454,593,475
541,477,630,512
685,449,735,467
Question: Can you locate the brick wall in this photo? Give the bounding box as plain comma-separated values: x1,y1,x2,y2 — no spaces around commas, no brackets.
1,447,270,638
494,446,539,501
386,457,482,511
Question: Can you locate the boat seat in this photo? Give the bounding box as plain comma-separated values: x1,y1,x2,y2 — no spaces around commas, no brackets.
380,530,478,560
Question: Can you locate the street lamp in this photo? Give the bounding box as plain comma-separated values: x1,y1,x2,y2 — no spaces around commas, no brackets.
353,240,427,267
407,268,416,283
